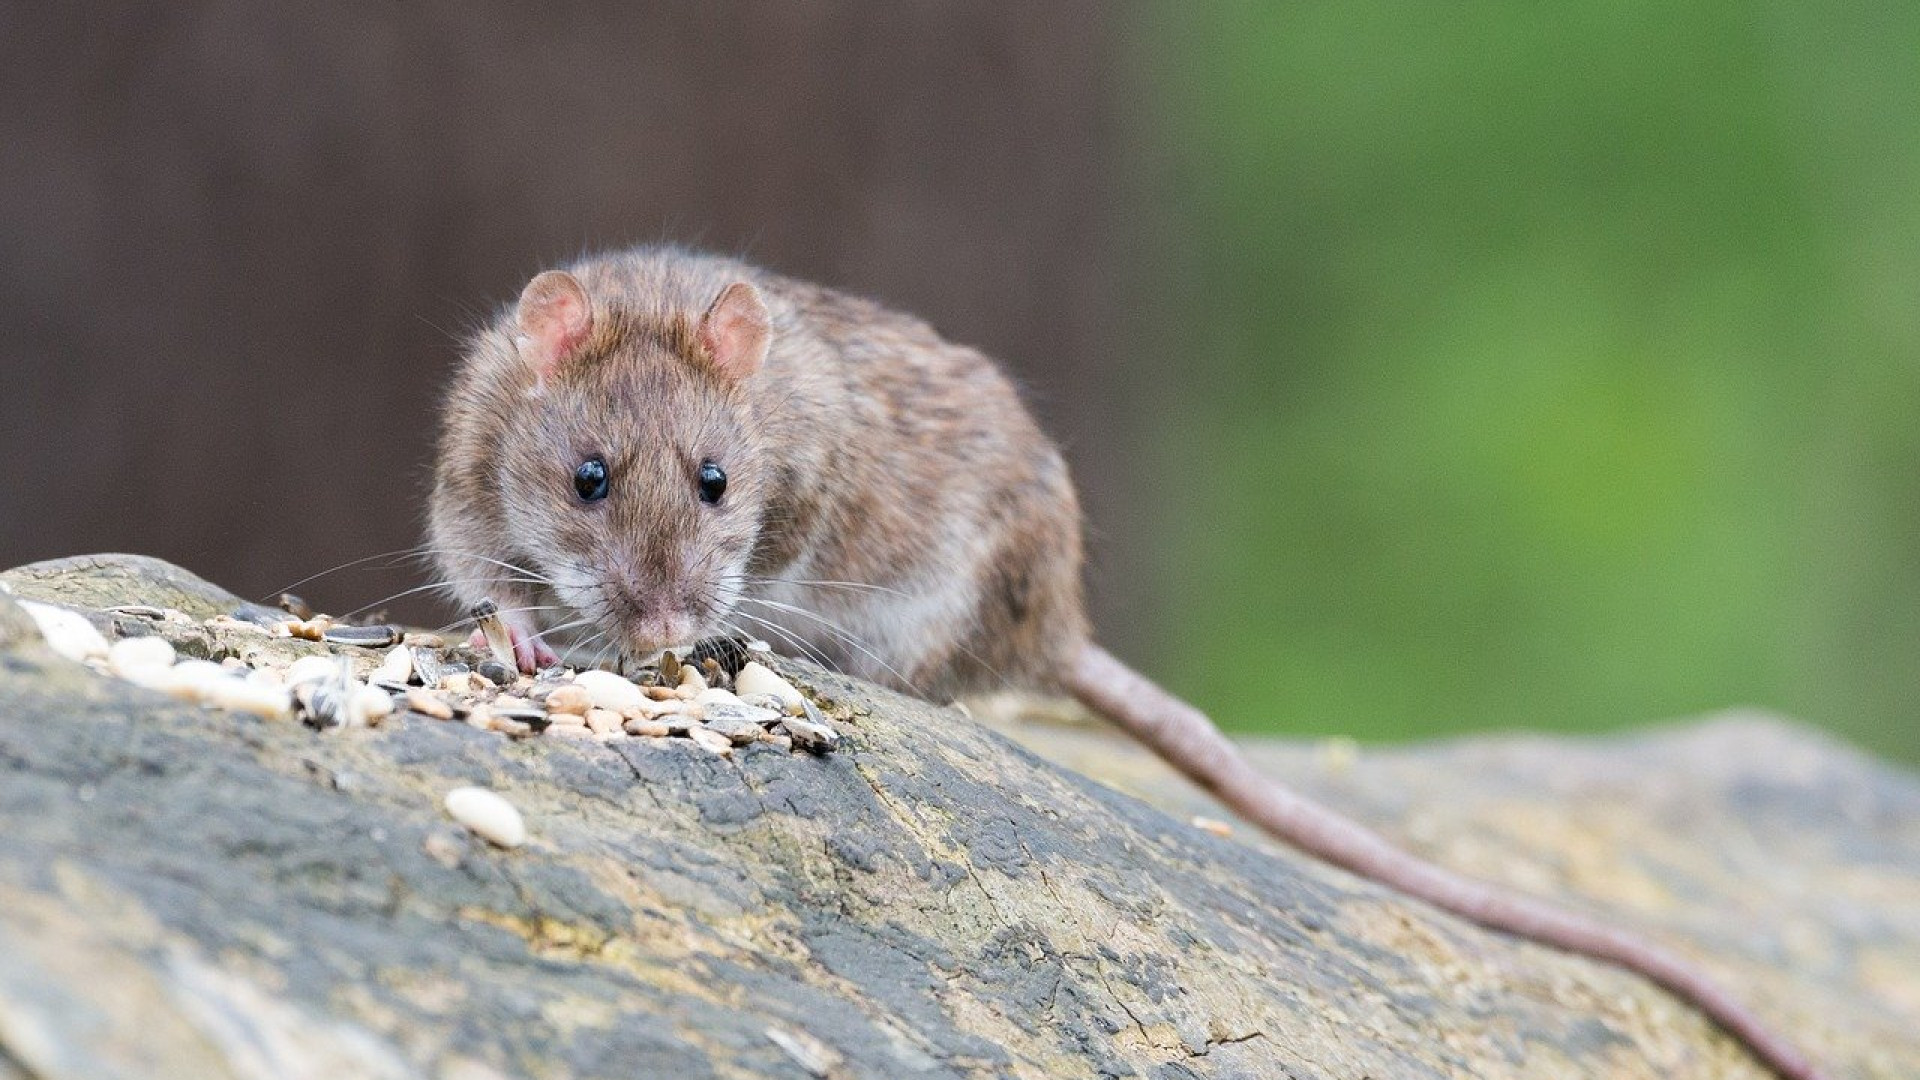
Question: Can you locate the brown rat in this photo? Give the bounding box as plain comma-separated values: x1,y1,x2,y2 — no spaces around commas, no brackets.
429,245,1826,1080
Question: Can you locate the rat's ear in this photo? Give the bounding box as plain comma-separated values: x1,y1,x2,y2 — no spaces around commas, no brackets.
696,281,770,382
514,270,593,377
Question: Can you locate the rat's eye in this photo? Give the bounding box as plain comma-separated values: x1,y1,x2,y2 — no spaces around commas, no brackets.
697,460,727,505
573,456,609,502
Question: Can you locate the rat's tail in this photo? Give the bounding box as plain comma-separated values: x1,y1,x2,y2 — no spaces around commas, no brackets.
1066,643,1827,1080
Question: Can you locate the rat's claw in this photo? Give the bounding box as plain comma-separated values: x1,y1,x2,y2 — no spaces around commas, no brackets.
515,632,559,674
470,623,559,674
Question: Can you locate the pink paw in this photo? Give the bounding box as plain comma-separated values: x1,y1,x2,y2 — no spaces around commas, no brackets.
468,624,559,674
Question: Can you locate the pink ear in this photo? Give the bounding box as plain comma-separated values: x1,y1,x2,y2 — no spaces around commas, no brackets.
696,281,770,382
514,271,593,376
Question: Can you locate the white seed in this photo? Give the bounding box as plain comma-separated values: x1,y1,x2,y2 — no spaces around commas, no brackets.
705,698,781,727
20,601,110,663
286,655,344,687
779,713,840,752
734,662,803,709
545,721,594,739
687,726,734,756
542,684,592,716
443,787,526,849
161,660,232,698
572,670,644,712
584,708,623,735
693,687,744,708
202,678,294,720
677,664,708,695
348,684,395,726
107,635,176,679
375,645,413,685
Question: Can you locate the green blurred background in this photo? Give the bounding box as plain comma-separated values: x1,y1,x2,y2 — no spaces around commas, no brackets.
3,4,1914,762
1135,3,1920,760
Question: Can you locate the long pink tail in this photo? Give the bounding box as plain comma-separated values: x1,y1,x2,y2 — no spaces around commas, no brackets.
1066,643,1827,1080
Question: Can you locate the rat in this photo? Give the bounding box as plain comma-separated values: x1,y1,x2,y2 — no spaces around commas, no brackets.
428,245,1826,1080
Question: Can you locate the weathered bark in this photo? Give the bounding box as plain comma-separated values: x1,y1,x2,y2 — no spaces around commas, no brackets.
0,555,1909,1079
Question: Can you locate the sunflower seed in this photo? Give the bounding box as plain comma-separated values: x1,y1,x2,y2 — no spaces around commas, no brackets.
443,787,525,849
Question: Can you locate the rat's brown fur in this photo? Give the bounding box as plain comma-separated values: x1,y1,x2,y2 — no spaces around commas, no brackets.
429,245,1823,1080
431,247,1085,697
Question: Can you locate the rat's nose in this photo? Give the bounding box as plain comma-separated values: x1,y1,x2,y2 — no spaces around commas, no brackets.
608,580,695,652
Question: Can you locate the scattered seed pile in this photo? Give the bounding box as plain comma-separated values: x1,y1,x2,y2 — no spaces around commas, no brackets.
11,593,842,759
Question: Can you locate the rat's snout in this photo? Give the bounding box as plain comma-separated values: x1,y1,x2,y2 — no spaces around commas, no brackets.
605,577,697,652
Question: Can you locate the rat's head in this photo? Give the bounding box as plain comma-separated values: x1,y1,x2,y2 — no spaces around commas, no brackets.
488,268,772,659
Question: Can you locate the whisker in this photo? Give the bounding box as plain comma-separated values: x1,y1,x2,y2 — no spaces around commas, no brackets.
415,549,557,587
737,595,917,693
729,609,842,676
428,605,568,637
339,577,551,621
524,616,597,648
736,575,913,600
260,546,437,601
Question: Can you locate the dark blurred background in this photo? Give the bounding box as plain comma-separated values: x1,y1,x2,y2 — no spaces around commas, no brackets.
4,3,1916,761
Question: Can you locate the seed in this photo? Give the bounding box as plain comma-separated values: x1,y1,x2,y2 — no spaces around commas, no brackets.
204,678,294,720
678,663,709,695
705,698,781,728
545,721,594,739
572,670,643,712
488,715,533,738
411,647,446,687
584,708,623,735
1190,816,1234,838
323,624,401,648
778,711,840,753
623,717,670,738
283,618,329,641
107,634,176,679
734,662,805,711
403,632,445,648
443,786,526,849
107,604,167,620
543,684,592,716
375,645,413,685
160,660,231,700
20,601,110,664
465,705,494,730
468,600,517,671
278,592,315,620
349,684,395,726
285,655,344,687
703,715,764,745
687,726,733,756
405,688,454,720
476,659,514,686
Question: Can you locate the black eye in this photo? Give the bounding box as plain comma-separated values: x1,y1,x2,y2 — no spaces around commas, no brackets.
697,460,727,504
573,456,609,502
